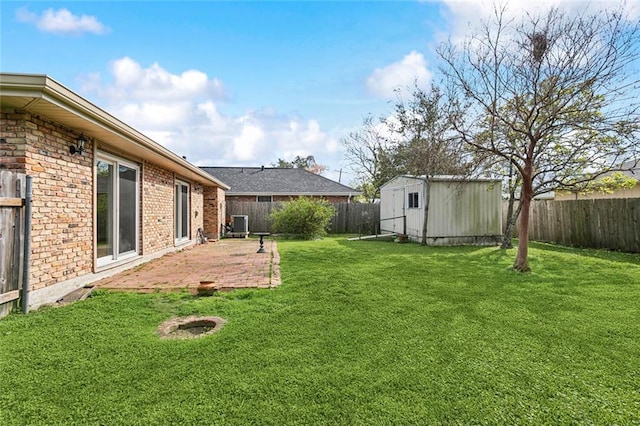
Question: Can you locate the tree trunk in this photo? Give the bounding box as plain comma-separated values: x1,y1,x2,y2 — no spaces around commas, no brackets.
501,198,523,249
513,168,533,272
421,178,430,246
501,165,517,249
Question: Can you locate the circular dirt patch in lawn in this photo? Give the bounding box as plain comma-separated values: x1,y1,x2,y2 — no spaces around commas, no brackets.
157,316,226,340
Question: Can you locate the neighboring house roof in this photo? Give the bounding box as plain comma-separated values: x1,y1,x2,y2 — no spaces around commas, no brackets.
583,160,640,181
0,73,229,189
200,167,361,197
618,160,639,178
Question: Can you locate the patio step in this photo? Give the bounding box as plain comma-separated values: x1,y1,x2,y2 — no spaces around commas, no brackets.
55,286,95,306
347,233,396,241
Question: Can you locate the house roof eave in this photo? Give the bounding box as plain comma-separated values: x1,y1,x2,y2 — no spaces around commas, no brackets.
0,73,230,190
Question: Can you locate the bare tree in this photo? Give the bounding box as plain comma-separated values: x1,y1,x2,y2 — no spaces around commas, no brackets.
439,4,640,271
341,115,401,202
388,84,475,245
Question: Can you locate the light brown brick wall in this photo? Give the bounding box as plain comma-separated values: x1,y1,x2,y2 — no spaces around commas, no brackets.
203,186,225,240
3,108,223,293
141,160,174,253
190,183,204,240
12,110,94,291
0,109,28,171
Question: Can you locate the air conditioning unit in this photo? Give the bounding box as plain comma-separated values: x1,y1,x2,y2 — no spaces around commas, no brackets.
230,215,249,238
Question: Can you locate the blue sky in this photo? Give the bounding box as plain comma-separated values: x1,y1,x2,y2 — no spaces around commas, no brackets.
1,1,634,185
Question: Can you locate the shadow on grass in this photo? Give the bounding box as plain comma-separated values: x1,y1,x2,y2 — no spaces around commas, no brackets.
337,236,489,255
344,236,639,266
526,240,640,266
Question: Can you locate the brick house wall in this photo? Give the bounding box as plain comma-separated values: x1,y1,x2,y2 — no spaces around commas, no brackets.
1,107,220,299
203,186,225,240
141,160,174,254
190,182,204,240
1,109,94,291
0,110,27,171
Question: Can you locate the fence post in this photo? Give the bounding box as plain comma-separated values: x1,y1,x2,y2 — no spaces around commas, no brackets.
21,176,32,314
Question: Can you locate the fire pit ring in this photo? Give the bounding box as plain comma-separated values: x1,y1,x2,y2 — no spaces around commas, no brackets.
157,316,226,340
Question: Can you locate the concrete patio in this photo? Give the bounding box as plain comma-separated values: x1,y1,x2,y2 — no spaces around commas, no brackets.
93,238,280,293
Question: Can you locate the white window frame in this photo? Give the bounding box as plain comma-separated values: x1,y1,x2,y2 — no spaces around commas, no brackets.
175,179,190,244
96,152,140,268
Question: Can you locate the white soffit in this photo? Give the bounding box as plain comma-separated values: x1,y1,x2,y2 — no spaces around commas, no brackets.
0,73,229,189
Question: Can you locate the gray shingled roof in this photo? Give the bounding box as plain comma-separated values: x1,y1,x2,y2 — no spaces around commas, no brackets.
200,167,361,196
620,160,639,177
598,160,639,179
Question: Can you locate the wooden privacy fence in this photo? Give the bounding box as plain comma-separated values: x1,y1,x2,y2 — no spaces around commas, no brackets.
329,202,380,235
226,201,380,235
0,171,32,318
228,198,639,251
503,198,640,253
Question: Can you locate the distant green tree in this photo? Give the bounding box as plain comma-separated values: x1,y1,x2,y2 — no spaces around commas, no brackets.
341,115,399,202
273,158,294,168
269,197,335,240
273,155,328,175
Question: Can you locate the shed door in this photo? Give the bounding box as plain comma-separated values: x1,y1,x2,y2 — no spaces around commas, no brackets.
391,187,405,233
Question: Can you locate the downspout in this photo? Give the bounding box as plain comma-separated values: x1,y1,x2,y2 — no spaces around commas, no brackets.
21,176,32,314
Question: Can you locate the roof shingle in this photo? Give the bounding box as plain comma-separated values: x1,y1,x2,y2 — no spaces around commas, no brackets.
200,167,361,196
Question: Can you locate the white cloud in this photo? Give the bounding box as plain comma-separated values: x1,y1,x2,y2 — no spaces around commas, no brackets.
118,101,193,129
16,7,110,35
109,57,225,101
366,51,433,99
435,0,640,42
233,124,265,161
80,57,340,171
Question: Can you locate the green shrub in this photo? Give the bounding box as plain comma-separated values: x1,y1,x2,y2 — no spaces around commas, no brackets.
269,197,335,239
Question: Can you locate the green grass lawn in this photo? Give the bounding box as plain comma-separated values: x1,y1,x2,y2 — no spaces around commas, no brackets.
1,238,639,425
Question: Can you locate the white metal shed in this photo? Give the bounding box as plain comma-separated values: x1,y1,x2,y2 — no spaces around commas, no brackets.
379,175,502,245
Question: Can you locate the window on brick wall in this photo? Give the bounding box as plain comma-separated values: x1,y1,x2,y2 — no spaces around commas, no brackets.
96,153,140,267
175,180,190,243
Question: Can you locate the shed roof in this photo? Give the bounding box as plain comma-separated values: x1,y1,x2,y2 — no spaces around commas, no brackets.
0,73,229,189
201,167,360,196
380,175,501,190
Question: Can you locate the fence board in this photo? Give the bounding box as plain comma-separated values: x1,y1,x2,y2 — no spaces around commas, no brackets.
503,198,640,253
0,198,23,207
226,201,380,235
1,171,26,318
0,289,20,305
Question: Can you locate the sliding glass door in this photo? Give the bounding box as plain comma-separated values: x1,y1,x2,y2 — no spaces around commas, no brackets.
175,180,190,243
97,154,139,267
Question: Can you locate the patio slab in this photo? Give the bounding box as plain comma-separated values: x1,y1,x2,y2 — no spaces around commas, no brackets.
93,238,280,293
